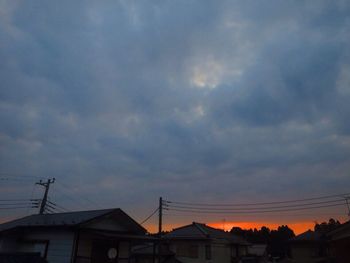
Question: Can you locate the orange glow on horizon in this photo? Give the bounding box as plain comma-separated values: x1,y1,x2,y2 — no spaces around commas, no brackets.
207,221,315,235
145,220,319,235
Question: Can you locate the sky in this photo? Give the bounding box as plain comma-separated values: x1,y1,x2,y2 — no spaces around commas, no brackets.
1,0,350,234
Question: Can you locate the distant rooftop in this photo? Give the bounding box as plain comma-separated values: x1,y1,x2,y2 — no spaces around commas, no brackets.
164,222,249,245
290,230,323,242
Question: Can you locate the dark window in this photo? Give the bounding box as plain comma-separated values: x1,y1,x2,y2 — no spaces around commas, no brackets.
205,245,211,260
189,245,198,258
176,244,198,258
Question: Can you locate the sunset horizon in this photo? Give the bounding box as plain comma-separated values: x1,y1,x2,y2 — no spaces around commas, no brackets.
144,216,349,235
1,1,350,261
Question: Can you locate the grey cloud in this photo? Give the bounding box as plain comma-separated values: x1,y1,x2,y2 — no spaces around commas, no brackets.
1,1,350,223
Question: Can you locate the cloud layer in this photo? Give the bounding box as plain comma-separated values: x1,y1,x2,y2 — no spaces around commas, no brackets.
1,0,350,224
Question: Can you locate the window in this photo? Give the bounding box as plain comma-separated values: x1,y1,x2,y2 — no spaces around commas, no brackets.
176,243,199,258
189,245,198,258
205,245,211,260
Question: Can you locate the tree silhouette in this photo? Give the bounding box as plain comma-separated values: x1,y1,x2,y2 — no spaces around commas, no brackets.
230,224,295,258
314,218,340,233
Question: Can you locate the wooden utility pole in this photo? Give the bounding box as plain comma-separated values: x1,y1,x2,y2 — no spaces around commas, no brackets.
345,196,350,219
158,197,163,263
158,197,163,235
36,178,55,214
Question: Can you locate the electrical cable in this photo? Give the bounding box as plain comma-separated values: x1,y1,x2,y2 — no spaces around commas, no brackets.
164,192,350,207
140,208,159,225
47,201,70,212
165,199,345,211
166,202,346,214
0,206,36,210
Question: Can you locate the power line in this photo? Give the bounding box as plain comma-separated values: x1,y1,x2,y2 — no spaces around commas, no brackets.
53,185,98,210
26,183,38,214
0,199,35,202
0,203,37,206
163,211,347,218
166,202,346,214
50,186,90,210
165,199,346,211
140,208,159,225
47,200,70,212
0,206,37,210
164,192,350,207
55,181,103,209
0,173,47,179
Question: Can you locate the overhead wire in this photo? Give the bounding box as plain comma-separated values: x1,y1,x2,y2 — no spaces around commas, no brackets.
47,200,70,212
163,193,349,219
50,185,91,210
164,192,350,207
54,181,103,209
165,199,346,211
140,208,159,225
0,199,35,202
0,174,101,214
165,203,346,214
0,202,37,206
0,206,37,210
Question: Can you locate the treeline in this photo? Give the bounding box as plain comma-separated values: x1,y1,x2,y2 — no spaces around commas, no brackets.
230,218,342,258
314,218,340,233
230,225,294,257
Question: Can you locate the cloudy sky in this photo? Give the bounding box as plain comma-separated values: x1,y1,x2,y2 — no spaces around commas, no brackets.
1,0,350,232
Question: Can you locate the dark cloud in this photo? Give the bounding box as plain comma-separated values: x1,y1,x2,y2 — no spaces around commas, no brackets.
1,1,350,224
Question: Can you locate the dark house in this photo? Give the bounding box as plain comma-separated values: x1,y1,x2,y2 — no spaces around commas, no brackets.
288,229,328,263
326,221,350,263
163,222,249,263
131,243,182,263
0,208,155,263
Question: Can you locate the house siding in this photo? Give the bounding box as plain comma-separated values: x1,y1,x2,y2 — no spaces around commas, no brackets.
0,230,74,263
23,230,74,263
290,243,325,263
169,240,232,263
211,241,231,263
75,232,131,263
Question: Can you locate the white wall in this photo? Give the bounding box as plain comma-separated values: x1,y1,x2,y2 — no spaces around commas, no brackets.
22,230,75,263
169,240,231,263
0,230,75,263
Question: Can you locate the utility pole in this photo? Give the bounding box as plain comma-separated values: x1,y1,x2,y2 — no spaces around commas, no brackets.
36,178,55,214
158,197,163,235
158,197,163,263
345,196,350,219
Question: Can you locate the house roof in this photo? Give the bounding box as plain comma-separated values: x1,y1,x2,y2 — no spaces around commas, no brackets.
326,220,350,240
0,208,146,234
164,222,248,245
290,230,323,242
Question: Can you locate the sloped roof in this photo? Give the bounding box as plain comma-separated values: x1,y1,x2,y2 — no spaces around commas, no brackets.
326,220,350,240
164,222,248,245
290,230,323,242
0,208,146,234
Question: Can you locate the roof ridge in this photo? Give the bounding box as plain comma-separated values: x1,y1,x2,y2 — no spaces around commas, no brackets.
170,223,195,232
0,208,121,231
20,208,118,217
204,224,226,233
193,222,209,237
